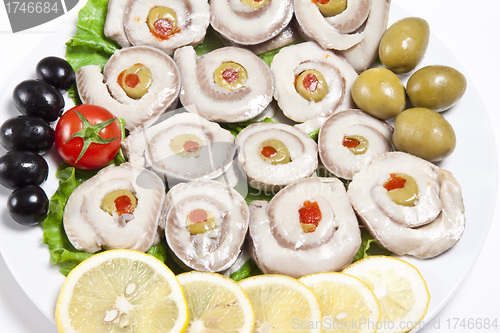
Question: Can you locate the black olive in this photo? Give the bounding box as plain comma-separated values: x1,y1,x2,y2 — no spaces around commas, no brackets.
7,185,49,225
36,56,76,91
0,151,48,189
12,79,64,122
0,116,55,153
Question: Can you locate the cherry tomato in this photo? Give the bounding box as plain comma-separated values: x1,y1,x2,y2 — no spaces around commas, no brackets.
54,104,121,170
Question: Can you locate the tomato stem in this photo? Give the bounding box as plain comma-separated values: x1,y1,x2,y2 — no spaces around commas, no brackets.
65,111,119,163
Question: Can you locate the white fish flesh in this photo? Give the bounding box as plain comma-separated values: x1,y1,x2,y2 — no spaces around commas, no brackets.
248,177,361,278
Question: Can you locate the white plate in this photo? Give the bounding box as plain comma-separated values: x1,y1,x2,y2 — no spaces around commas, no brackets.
0,3,497,330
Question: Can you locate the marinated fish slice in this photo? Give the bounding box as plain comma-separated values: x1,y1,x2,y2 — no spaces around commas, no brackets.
294,0,369,50
174,46,273,122
270,42,357,129
63,163,166,253
246,22,301,55
164,180,249,272
210,0,293,45
104,0,132,47
236,122,318,192
318,109,393,180
340,0,391,72
122,112,236,186
124,0,210,55
248,177,361,278
348,152,465,258
76,46,180,131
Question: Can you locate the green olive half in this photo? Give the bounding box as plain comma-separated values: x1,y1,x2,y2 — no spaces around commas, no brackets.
315,0,347,17
351,67,406,120
118,64,153,99
379,17,430,74
407,65,467,112
393,107,456,162
214,62,248,91
295,69,329,103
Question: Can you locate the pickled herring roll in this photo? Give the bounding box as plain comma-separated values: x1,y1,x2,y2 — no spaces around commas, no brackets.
63,163,166,253
347,152,466,258
318,109,393,180
76,46,180,131
174,46,273,122
248,177,361,278
270,42,357,132
121,112,236,184
236,122,318,192
210,0,294,45
295,0,373,51
164,180,249,272
105,0,210,55
340,0,391,72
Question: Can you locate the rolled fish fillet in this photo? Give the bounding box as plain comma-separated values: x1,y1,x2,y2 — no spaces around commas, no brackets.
104,0,132,48
340,0,391,72
76,46,180,132
210,0,293,45
295,0,372,51
121,112,236,185
174,46,274,122
164,180,249,272
246,22,301,56
348,152,466,258
236,122,318,192
105,0,210,55
318,109,393,180
248,177,362,278
63,163,166,253
270,42,357,132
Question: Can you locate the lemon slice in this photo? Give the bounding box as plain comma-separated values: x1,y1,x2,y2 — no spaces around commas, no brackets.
55,249,189,333
177,271,254,332
342,256,430,333
239,274,323,333
299,272,380,333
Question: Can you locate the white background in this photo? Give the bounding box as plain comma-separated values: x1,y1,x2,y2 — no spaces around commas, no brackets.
0,0,499,332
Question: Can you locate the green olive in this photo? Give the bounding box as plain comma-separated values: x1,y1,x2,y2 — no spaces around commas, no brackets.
393,107,456,162
214,62,248,91
241,0,269,9
101,189,137,216
407,65,467,112
378,17,430,74
118,64,153,99
295,69,329,102
315,0,347,17
384,173,419,207
259,139,291,164
170,134,203,158
342,135,369,155
147,7,178,39
351,67,406,120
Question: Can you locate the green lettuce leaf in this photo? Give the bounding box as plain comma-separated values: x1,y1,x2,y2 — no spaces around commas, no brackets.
230,259,262,282
65,0,120,104
42,164,98,275
221,117,276,138
354,226,392,262
42,163,169,275
194,27,225,56
258,38,304,66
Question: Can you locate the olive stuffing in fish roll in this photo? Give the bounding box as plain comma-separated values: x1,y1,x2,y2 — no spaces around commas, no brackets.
164,180,249,272
318,109,393,180
76,46,180,131
248,177,361,278
174,46,274,122
236,122,318,192
347,152,466,258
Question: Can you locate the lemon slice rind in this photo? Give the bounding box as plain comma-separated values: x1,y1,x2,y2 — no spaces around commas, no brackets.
177,271,255,333
55,249,189,333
